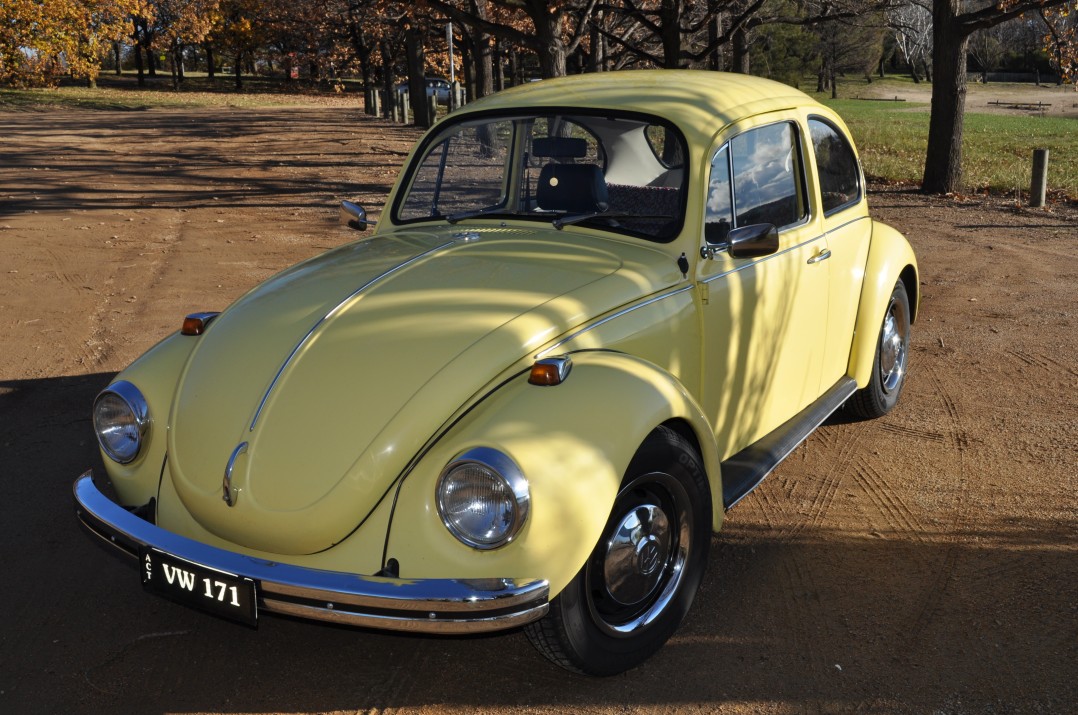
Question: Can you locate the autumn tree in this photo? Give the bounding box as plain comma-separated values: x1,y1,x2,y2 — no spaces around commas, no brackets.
210,0,265,88
922,0,1074,194
1039,2,1077,82
1,0,138,87
153,0,220,89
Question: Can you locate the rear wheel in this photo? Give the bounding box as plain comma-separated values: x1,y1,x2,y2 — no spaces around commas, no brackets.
525,426,711,675
847,279,911,419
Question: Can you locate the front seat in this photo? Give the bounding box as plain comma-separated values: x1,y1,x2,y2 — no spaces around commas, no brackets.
536,164,609,213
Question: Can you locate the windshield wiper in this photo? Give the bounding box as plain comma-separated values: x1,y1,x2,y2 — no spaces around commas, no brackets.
446,206,511,224
552,207,676,230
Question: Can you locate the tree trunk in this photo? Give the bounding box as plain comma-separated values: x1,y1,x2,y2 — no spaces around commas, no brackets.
732,27,750,74
922,5,969,194
588,10,604,72
113,41,122,75
531,10,567,78
508,47,519,86
133,19,146,87
170,46,179,90
710,11,724,71
459,34,475,101
405,28,431,127
206,44,215,78
234,51,243,89
494,39,505,90
472,0,495,97
147,45,157,76
380,40,395,119
660,0,685,69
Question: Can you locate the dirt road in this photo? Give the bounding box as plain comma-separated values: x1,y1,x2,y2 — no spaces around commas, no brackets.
1,102,1075,715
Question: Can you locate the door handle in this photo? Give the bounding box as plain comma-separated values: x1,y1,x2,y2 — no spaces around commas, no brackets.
807,248,832,264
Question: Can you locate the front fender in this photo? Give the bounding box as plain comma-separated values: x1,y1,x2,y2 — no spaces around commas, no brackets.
849,221,919,388
97,332,198,506
383,351,721,598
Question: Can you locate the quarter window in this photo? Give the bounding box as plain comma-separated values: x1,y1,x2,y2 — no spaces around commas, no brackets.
809,118,861,214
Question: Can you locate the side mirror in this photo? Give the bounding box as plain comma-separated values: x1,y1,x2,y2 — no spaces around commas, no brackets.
340,200,372,231
728,223,778,259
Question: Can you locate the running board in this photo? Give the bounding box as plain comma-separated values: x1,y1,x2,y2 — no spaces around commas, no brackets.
722,377,857,510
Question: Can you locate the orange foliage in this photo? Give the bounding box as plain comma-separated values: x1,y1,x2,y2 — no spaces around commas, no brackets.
1,0,141,86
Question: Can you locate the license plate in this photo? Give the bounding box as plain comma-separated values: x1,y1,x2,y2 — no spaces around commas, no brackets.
140,547,258,626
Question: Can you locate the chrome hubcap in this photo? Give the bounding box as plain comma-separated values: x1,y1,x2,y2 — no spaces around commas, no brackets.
879,296,909,394
587,472,692,637
603,505,672,605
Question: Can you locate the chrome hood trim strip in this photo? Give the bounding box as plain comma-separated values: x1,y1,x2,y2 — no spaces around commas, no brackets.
248,240,456,431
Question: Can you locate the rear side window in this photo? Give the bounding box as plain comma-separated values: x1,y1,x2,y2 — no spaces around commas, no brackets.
809,118,862,214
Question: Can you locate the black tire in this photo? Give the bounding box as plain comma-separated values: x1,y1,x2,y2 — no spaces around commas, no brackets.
525,426,711,675
846,279,911,419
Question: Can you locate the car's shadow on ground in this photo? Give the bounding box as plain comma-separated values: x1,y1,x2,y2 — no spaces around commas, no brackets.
3,371,1074,714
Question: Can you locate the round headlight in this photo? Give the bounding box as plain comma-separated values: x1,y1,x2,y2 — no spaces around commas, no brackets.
436,448,529,550
93,381,150,464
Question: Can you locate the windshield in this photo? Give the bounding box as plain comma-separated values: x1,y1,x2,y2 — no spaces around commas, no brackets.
393,111,687,243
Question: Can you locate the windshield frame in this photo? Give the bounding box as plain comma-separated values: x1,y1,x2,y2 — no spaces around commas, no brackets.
389,107,690,244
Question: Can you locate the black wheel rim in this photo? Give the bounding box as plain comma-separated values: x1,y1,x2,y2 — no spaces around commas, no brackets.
585,471,692,638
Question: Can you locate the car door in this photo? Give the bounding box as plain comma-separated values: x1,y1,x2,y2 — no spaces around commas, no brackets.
696,117,830,460
807,116,874,386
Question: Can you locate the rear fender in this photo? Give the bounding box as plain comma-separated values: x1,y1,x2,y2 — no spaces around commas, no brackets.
384,351,721,598
849,222,919,388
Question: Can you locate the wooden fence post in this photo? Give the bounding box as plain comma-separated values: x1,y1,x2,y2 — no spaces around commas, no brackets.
1030,149,1049,208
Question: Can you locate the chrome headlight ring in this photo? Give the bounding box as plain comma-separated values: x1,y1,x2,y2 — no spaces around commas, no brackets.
92,380,150,464
436,447,530,550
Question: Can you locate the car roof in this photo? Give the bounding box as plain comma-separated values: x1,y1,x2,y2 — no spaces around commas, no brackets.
456,70,822,147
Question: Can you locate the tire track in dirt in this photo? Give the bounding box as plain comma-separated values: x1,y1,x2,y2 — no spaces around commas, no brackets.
1008,349,1078,379
897,365,975,654
876,422,947,443
83,211,185,371
851,456,929,542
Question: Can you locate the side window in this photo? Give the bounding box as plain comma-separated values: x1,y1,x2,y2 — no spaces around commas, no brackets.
729,122,804,229
810,118,862,214
705,145,733,243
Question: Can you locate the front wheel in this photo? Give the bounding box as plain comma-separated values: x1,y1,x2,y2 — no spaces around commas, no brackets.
525,426,711,675
846,279,911,419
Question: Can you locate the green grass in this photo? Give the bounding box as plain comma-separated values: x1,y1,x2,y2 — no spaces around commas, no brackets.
814,85,1077,200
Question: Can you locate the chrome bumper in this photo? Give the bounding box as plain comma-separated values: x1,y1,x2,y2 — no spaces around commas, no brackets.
73,472,549,634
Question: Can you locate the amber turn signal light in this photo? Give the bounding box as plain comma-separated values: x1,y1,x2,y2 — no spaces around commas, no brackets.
181,312,221,336
528,356,573,386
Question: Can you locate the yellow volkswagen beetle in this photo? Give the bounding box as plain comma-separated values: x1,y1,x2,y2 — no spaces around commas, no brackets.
75,70,917,675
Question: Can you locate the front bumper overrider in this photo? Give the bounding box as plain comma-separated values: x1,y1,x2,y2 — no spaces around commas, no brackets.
73,472,549,634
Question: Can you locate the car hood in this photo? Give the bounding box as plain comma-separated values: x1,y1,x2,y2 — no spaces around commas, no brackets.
167,226,677,554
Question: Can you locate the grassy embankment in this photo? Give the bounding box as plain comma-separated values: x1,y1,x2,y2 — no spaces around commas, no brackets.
823,99,1076,201
3,74,1075,200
